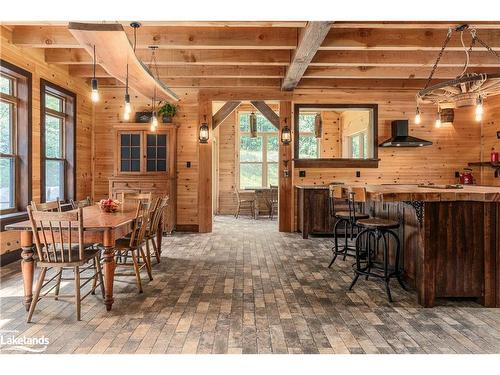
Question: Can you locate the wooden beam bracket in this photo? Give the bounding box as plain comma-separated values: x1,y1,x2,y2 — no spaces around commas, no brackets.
212,101,241,129
250,101,279,129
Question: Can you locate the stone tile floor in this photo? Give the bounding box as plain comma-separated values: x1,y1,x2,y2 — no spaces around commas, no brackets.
1,215,499,354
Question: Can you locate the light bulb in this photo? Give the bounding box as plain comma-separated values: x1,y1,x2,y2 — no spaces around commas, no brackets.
124,101,131,114
415,107,421,124
475,112,482,122
475,97,483,122
435,111,441,128
91,78,99,103
150,113,158,131
123,110,130,121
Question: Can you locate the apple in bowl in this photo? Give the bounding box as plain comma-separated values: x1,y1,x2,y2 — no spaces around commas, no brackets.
98,198,120,213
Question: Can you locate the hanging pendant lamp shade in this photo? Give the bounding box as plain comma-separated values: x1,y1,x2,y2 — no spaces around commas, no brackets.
314,113,322,138
90,45,99,103
249,112,257,138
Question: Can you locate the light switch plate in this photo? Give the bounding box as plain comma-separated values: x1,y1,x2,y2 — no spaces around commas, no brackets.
497,131,500,139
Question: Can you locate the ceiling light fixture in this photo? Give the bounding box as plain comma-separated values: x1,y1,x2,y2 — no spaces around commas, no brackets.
91,44,99,102
148,45,160,132
415,24,500,125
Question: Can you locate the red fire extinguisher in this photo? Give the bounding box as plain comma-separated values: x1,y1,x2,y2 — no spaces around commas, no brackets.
459,168,474,185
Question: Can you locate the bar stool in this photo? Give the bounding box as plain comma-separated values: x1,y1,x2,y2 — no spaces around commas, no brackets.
348,202,406,302
328,185,369,268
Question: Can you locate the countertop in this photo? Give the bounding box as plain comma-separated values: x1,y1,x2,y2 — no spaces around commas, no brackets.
294,184,500,202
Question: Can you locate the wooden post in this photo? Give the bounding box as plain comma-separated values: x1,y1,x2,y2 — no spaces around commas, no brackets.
279,101,293,232
198,94,213,233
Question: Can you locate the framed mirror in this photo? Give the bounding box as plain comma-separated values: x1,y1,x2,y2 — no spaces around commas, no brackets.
293,104,379,168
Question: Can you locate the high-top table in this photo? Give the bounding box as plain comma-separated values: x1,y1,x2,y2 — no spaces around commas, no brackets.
5,205,162,312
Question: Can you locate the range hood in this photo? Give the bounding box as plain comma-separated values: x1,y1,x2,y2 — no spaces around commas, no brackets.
379,120,433,147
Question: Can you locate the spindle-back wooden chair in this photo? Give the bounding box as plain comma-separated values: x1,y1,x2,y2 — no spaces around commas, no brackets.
114,201,152,293
31,199,61,212
26,206,104,322
70,196,92,209
145,196,169,264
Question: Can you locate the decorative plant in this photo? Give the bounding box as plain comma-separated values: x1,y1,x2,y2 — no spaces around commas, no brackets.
158,102,178,118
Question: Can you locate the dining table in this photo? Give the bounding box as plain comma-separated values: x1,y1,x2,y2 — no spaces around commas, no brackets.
5,204,163,312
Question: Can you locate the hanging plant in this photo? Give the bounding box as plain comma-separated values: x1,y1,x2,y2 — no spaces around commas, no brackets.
158,102,178,123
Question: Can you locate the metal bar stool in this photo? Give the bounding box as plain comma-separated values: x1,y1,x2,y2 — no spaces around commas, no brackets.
328,185,369,268
348,200,407,302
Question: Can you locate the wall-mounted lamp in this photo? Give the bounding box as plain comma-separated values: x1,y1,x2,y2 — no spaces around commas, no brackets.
199,115,209,143
281,118,291,145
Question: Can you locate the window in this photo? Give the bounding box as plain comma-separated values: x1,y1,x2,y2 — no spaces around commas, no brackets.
120,133,141,172
298,113,320,158
238,112,278,189
41,80,76,203
0,60,31,216
348,131,368,159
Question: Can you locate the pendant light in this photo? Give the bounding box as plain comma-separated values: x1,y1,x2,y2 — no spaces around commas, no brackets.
281,117,291,145
314,113,322,138
199,115,209,143
249,112,257,138
415,107,421,124
124,22,140,121
475,95,483,122
435,110,442,128
123,63,131,121
90,44,99,102
148,46,159,132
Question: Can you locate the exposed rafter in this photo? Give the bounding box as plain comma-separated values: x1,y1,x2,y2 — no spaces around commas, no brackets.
212,101,241,129
250,101,279,129
282,22,332,91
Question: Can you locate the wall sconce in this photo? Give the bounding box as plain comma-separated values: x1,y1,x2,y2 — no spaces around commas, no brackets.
281,118,291,145
199,115,209,143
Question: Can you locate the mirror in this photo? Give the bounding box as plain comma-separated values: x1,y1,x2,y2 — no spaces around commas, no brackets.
294,104,378,167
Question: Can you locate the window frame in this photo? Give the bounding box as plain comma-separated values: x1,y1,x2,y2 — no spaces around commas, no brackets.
297,112,321,159
0,59,32,219
40,79,76,203
348,130,367,159
236,111,279,190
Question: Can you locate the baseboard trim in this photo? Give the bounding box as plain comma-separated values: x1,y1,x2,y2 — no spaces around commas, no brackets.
175,224,199,232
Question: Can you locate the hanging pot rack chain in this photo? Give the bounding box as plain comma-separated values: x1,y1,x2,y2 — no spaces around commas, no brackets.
418,25,500,105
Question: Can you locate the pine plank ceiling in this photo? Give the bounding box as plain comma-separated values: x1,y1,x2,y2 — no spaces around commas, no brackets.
3,21,500,90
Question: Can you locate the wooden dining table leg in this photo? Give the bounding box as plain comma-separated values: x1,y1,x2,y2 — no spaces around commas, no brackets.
102,229,116,311
20,231,34,311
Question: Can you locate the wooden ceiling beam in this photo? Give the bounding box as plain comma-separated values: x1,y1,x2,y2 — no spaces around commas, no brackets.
94,77,282,88
320,28,500,51
331,21,500,30
296,78,446,90
282,21,333,91
45,48,291,65
212,101,241,129
304,66,500,79
250,101,280,129
12,25,298,49
311,50,500,67
4,21,307,28
68,64,285,78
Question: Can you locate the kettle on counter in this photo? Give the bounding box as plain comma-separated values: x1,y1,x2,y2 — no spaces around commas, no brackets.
459,168,474,185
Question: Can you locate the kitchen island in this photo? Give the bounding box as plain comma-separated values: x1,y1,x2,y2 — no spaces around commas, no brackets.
296,183,500,307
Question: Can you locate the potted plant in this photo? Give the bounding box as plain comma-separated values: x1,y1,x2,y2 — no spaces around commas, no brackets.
158,102,178,123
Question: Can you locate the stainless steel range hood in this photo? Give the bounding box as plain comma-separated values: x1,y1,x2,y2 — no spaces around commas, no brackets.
379,120,432,147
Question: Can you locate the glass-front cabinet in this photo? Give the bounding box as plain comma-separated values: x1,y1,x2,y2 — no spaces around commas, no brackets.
115,130,170,175
111,125,177,233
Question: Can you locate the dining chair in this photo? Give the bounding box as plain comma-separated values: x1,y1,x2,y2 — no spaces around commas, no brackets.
26,206,104,322
31,198,61,212
119,192,152,209
234,187,255,219
70,196,92,209
145,196,169,265
268,185,278,219
113,201,152,293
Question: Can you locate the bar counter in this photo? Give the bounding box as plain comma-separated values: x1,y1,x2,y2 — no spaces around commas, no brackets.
296,183,500,307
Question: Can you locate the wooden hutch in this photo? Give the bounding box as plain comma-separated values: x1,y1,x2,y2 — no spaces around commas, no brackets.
108,122,177,233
